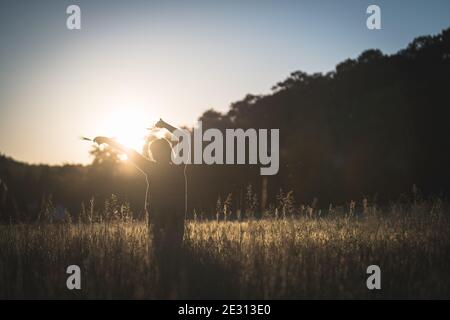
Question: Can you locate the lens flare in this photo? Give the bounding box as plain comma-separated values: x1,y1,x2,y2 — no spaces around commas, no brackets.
99,110,151,153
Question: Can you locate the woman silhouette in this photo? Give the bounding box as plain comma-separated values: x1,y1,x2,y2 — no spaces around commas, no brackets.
94,119,186,298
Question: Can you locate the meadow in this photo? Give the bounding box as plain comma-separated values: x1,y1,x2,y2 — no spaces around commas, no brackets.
0,199,449,299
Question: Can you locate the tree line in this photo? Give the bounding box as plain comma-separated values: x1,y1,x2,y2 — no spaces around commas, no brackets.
1,27,450,222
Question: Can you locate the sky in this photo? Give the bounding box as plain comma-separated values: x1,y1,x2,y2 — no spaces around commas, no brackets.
0,0,450,165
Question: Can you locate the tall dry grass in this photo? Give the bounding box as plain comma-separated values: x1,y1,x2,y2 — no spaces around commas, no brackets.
0,202,449,299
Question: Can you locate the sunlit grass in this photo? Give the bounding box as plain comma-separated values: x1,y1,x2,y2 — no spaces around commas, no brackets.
0,211,449,299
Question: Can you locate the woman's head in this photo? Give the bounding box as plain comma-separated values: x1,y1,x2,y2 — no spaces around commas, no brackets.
149,138,173,163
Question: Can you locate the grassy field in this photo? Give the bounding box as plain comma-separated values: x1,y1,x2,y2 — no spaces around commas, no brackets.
0,206,449,299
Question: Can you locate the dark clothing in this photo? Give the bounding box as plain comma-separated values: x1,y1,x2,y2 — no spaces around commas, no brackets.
128,150,185,226
128,150,185,298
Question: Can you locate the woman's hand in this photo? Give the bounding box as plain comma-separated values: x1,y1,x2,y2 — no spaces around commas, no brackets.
154,118,167,129
93,136,111,145
154,118,177,134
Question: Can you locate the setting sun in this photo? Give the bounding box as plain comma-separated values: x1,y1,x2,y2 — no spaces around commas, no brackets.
99,110,151,154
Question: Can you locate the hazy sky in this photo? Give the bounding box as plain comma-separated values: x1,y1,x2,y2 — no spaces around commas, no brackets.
1,0,450,165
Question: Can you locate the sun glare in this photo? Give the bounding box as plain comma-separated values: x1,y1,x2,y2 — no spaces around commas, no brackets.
100,110,151,156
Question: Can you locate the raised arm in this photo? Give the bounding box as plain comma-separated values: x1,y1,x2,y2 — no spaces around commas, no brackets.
93,136,152,172
154,119,190,147
154,118,179,135
93,137,129,154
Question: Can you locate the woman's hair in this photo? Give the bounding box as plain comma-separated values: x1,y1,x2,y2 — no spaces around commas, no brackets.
148,138,173,163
